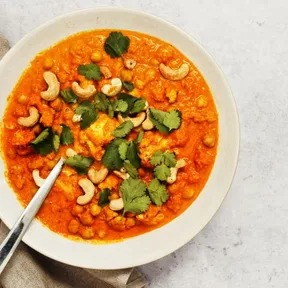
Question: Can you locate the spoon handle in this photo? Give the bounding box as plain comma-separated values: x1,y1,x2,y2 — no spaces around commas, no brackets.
0,157,65,274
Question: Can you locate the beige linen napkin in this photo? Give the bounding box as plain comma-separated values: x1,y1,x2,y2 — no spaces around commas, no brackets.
0,34,146,288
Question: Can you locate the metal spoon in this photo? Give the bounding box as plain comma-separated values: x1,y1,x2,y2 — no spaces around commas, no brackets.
0,157,65,274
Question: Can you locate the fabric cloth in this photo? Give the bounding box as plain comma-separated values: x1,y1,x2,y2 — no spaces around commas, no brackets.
0,34,146,288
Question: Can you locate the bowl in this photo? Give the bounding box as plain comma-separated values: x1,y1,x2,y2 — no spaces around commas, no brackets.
0,7,239,269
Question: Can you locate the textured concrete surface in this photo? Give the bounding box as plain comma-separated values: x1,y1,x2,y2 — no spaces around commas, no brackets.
1,1,287,287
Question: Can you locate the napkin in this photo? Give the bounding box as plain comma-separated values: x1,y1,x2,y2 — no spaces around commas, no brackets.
0,34,146,288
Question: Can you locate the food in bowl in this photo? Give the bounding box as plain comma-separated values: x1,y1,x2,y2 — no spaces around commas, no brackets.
1,30,218,241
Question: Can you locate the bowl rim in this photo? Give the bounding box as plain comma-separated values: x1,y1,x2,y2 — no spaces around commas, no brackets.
0,7,240,269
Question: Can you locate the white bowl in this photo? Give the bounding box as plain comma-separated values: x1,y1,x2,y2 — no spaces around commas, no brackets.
0,8,239,269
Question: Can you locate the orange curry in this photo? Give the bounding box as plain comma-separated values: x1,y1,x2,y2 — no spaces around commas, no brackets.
1,30,218,241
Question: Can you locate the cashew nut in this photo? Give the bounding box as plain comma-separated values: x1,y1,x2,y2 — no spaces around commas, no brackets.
109,198,124,211
77,178,95,205
159,63,189,81
66,148,77,158
32,169,46,187
71,81,96,99
113,170,129,180
167,159,186,184
100,66,112,79
17,107,40,127
40,71,60,101
72,114,82,123
118,112,146,127
101,78,122,97
142,109,154,131
124,59,136,70
88,166,109,184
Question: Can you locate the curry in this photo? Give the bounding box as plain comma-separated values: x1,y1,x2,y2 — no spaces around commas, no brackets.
0,30,218,241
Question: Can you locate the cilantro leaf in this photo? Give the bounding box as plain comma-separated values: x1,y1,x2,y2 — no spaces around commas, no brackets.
150,151,163,166
135,130,144,144
104,32,130,58
31,128,56,156
120,178,150,214
163,110,181,131
130,98,146,114
117,93,146,117
122,81,134,91
119,142,128,160
75,101,98,129
65,155,94,175
112,121,134,138
149,108,169,134
154,164,171,181
162,151,177,167
102,138,127,169
52,134,60,152
149,108,182,134
123,160,138,178
60,89,78,104
60,124,74,145
95,92,111,112
78,63,101,80
108,104,114,118
113,99,128,113
98,188,111,208
126,141,141,168
147,179,169,206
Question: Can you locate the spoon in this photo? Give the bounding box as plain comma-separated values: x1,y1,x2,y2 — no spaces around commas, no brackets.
0,157,65,274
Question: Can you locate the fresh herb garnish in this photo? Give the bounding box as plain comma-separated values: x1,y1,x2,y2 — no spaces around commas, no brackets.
60,89,78,103
75,101,98,129
154,164,171,181
78,63,101,80
31,128,58,156
150,151,177,167
147,178,169,206
94,92,111,113
60,124,74,145
123,160,138,178
65,155,94,175
98,188,111,207
120,178,151,215
135,130,144,144
117,93,146,117
122,81,134,91
112,121,134,138
113,99,128,113
126,141,141,168
119,142,128,160
101,138,128,170
149,108,182,134
104,32,130,58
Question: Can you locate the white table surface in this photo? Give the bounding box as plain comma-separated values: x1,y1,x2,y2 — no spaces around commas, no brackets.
1,0,287,287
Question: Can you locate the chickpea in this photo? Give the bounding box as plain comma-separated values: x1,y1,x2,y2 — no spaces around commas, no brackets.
120,69,133,82
43,58,54,70
80,213,94,226
90,203,102,216
80,227,95,239
145,68,157,82
135,79,145,89
182,187,195,199
50,98,63,112
72,205,84,216
166,89,177,103
151,58,160,66
110,193,119,200
196,95,208,108
17,94,29,105
97,230,106,239
68,219,80,234
47,160,57,170
202,134,216,148
90,50,103,63
126,218,136,228
32,124,42,135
